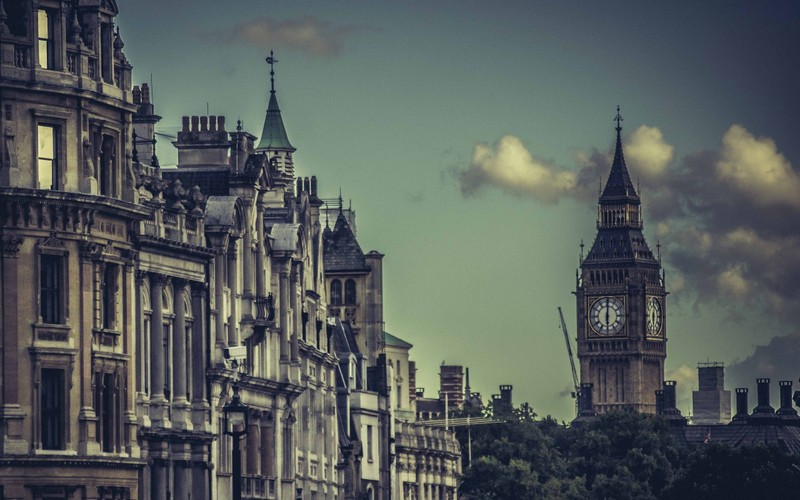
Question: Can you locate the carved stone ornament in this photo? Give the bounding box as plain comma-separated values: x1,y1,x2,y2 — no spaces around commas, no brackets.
1,235,24,257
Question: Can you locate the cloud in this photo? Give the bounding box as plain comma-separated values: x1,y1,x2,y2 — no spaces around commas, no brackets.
716,124,800,209
727,331,800,391
209,16,358,56
458,135,577,203
624,125,674,180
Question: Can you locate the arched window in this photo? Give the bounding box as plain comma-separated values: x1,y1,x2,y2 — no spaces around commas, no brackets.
331,280,342,305
345,279,356,305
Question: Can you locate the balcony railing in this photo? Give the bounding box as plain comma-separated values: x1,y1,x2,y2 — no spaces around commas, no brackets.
14,43,31,68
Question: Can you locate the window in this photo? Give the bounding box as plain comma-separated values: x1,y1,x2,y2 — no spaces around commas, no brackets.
344,279,356,305
40,254,63,324
37,125,58,190
96,372,118,452
102,264,118,329
41,368,65,449
99,135,116,196
37,9,53,69
330,279,342,305
366,425,373,462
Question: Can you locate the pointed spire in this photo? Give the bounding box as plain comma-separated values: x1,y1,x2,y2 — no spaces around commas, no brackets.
255,51,296,152
600,106,638,202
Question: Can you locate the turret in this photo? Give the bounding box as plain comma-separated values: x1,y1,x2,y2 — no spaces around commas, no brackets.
255,51,296,187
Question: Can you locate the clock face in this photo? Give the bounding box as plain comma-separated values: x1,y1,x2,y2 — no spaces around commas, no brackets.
589,297,625,335
647,297,662,335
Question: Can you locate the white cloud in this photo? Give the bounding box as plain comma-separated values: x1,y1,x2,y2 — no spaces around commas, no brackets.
717,264,749,299
625,125,674,180
716,124,800,208
459,135,577,203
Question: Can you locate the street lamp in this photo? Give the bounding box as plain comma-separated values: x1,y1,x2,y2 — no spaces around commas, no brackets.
224,384,249,500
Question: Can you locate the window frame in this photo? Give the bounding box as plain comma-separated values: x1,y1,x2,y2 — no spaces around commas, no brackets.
37,8,55,70
40,367,66,450
38,238,68,326
330,279,342,306
344,279,356,305
36,124,60,191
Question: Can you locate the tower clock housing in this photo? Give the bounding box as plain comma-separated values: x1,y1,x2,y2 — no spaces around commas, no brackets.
575,110,666,414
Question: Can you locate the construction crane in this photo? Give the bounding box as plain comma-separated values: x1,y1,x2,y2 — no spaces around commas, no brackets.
558,307,580,412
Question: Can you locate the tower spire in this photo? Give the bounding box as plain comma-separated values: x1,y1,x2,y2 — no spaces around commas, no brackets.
256,51,295,153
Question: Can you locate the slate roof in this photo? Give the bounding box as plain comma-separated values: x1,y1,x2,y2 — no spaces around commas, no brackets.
162,167,230,196
679,422,800,456
332,319,360,355
582,227,659,267
600,126,639,204
256,91,295,152
323,213,369,273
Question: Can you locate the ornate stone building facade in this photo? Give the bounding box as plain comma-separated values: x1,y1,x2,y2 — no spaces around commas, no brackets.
575,110,667,414
1,2,460,498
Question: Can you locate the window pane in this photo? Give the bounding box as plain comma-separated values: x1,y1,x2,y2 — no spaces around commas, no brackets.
41,369,64,449
37,10,49,38
38,125,56,190
40,254,62,324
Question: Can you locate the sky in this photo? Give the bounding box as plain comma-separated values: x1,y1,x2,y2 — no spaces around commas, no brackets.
118,0,800,421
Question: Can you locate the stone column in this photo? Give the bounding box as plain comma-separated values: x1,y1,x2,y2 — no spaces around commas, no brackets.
151,459,167,500
215,248,227,350
242,202,254,298
191,283,209,430
261,418,275,478
0,236,25,454
278,261,290,363
289,265,299,362
172,278,191,429
256,200,267,297
149,274,167,425
247,416,260,475
228,239,239,346
78,243,99,454
173,459,190,500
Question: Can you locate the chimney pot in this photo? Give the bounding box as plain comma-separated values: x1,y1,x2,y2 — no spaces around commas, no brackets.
132,85,141,104
209,115,217,132
218,116,226,132
191,116,199,132
304,177,311,194
200,116,208,132
777,380,798,417
310,176,318,196
141,83,150,103
754,378,774,414
182,116,190,132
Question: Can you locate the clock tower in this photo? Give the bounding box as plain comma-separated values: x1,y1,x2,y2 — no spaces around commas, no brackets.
576,108,666,414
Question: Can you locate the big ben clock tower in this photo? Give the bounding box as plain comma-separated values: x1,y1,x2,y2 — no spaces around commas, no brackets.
576,108,666,414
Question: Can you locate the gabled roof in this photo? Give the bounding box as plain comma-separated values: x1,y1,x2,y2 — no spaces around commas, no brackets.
323,213,369,273
255,91,295,152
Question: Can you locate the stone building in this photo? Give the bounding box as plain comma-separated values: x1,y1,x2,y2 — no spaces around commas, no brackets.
1,0,146,497
575,109,667,414
692,362,731,425
324,211,461,500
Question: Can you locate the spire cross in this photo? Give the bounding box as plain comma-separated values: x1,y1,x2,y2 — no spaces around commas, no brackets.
266,50,277,93
614,105,623,132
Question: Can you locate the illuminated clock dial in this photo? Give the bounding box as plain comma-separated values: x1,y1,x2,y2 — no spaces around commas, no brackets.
589,297,625,335
647,297,662,335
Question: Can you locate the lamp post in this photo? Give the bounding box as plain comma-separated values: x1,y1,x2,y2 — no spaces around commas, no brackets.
224,384,249,500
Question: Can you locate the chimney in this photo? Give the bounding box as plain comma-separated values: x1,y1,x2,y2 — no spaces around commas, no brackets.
200,116,208,132
182,116,190,132
191,116,199,132
310,176,318,197
141,83,151,103
304,177,310,194
218,116,226,131
732,387,749,422
132,85,141,105
753,378,775,415
777,380,799,419
209,115,217,132
500,385,513,408
661,381,686,424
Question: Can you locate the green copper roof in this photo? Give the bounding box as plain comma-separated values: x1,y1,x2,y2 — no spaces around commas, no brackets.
383,331,413,349
256,91,295,152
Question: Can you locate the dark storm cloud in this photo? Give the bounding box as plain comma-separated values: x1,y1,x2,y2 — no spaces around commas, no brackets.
726,331,800,390
207,16,358,57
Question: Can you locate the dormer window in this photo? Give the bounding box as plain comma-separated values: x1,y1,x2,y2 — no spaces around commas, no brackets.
37,9,54,69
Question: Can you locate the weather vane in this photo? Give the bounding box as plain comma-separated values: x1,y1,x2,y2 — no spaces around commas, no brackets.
266,50,278,93
614,105,623,132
